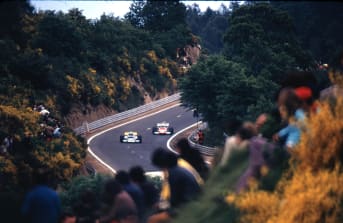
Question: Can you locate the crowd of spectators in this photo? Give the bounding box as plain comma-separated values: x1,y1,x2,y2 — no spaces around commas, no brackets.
219,66,342,192
20,137,208,223
34,105,64,141
0,104,63,157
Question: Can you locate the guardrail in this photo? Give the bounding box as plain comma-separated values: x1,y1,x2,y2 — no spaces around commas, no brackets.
74,93,181,135
188,123,217,156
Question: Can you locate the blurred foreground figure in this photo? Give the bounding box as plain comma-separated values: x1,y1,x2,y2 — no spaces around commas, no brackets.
21,169,61,223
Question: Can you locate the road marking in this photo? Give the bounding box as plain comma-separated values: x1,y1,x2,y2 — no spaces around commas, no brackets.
146,127,151,130
176,114,182,118
87,103,181,174
166,122,200,153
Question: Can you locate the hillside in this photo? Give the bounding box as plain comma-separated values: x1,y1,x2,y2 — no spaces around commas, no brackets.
0,0,196,208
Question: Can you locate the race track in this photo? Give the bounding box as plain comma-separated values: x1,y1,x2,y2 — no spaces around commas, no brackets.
89,105,197,172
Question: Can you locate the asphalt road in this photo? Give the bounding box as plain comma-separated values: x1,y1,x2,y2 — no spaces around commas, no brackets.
89,105,197,172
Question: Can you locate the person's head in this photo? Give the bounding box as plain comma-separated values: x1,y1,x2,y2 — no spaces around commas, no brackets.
115,170,130,185
151,147,178,169
236,122,257,141
129,166,146,184
294,86,314,111
281,71,319,98
277,88,302,120
103,179,122,205
175,138,191,154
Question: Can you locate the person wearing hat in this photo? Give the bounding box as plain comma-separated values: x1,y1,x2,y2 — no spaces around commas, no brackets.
294,86,319,115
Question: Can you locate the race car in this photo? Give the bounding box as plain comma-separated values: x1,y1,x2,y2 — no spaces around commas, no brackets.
152,122,174,135
120,131,142,143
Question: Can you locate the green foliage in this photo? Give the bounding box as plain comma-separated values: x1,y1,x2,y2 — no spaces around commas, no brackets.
271,2,343,63
172,149,249,223
59,174,112,212
125,0,146,28
223,3,313,82
186,4,231,53
180,55,277,129
1,1,186,116
141,0,187,32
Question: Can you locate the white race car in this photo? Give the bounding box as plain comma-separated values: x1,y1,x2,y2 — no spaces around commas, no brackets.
152,122,174,135
120,131,142,143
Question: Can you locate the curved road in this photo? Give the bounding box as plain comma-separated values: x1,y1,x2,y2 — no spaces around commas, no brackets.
89,105,196,172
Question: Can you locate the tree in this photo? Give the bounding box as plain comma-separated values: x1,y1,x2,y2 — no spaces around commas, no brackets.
125,0,146,28
271,2,343,64
180,55,277,128
0,0,33,46
142,0,187,32
186,4,231,53
223,3,313,83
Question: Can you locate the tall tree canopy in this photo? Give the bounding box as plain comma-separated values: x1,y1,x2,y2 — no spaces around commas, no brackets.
271,1,343,64
125,0,187,32
223,3,312,83
186,4,231,53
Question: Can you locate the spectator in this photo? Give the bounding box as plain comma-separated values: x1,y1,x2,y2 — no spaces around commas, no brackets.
175,138,209,180
39,108,50,116
21,168,61,223
197,130,204,145
273,88,304,149
235,136,275,193
99,179,138,223
73,189,99,223
129,166,159,222
115,170,145,220
294,86,319,115
320,50,343,101
0,136,9,156
148,148,201,223
129,166,159,209
220,122,257,167
193,109,199,118
53,126,62,138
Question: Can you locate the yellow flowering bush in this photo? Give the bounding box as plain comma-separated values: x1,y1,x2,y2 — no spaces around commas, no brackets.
228,93,343,223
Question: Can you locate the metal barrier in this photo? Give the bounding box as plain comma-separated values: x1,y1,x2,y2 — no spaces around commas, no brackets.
188,123,217,156
74,93,181,135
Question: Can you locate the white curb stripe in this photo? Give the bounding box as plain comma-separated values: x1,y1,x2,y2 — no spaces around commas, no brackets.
166,122,200,153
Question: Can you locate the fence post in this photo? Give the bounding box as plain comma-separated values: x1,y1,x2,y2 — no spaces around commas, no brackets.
82,121,89,135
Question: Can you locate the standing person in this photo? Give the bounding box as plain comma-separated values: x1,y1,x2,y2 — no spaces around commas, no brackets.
148,148,201,223
197,130,204,145
175,138,209,180
98,179,138,223
273,88,304,149
129,166,160,222
220,122,257,167
115,171,145,220
73,189,99,223
21,169,61,223
129,166,159,209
